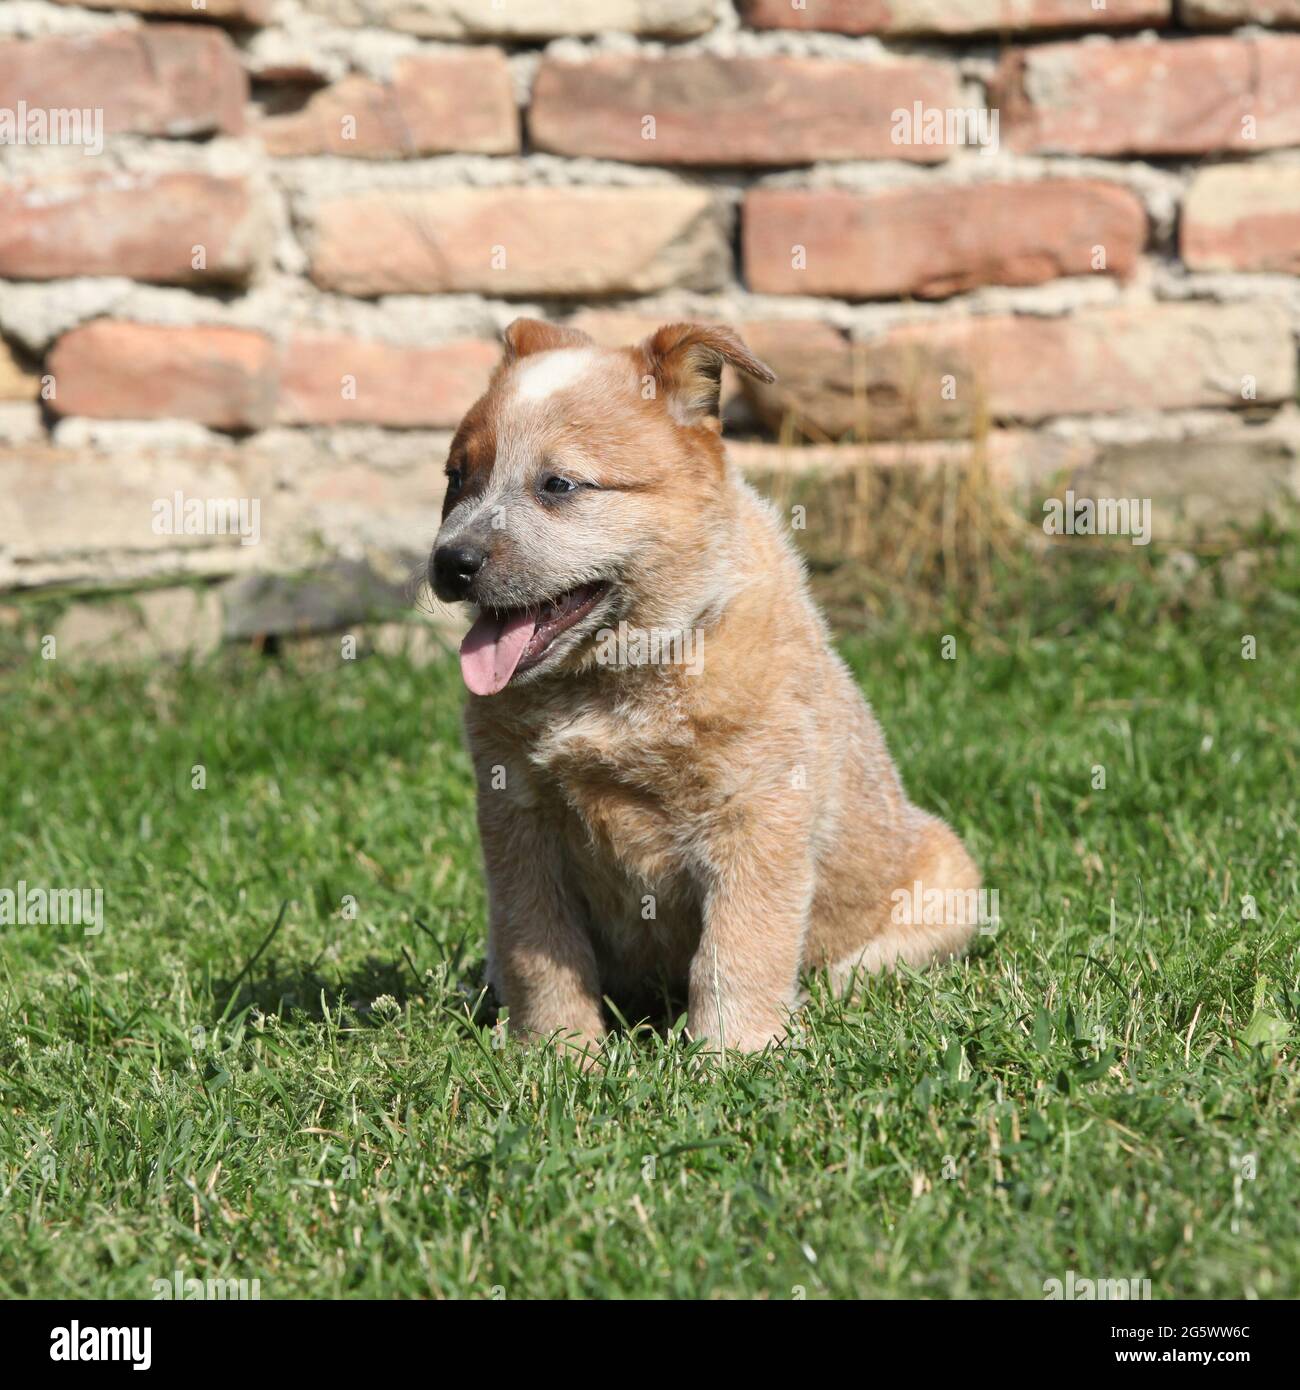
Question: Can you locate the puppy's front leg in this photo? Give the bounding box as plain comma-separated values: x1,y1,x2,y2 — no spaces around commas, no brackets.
478,798,605,1054
688,819,813,1053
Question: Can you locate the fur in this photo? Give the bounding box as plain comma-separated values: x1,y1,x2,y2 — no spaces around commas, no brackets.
429,319,981,1055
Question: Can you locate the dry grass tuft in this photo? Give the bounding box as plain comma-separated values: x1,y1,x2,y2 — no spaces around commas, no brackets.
748,396,1039,627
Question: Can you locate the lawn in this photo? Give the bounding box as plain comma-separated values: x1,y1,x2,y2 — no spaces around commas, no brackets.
1,533,1297,1300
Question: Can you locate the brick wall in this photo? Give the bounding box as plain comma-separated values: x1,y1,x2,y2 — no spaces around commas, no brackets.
2,0,1299,652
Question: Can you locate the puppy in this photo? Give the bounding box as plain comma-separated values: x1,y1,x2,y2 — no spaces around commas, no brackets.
430,318,980,1054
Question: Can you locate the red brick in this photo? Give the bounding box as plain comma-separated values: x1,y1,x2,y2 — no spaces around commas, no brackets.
309,187,728,297
744,181,1145,299
0,171,261,285
1182,1,1300,24
567,311,974,437
566,310,665,349
883,303,1295,422
995,35,1300,156
530,54,962,165
277,336,498,427
258,51,518,158
1182,166,1300,273
48,323,277,431
50,0,271,20
0,27,245,138
739,0,1169,34
737,320,978,440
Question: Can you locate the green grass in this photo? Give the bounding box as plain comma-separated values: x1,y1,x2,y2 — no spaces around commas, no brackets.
1,536,1298,1300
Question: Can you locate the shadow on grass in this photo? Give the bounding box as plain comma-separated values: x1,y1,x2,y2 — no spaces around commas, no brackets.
210,899,495,1035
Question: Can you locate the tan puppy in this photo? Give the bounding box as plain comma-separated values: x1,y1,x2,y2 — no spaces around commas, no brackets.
430,318,981,1054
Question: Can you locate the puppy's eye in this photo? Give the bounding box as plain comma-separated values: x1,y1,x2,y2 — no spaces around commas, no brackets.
446,466,464,494
541,475,579,496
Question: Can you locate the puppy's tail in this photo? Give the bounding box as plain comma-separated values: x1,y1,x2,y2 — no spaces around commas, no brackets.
831,814,983,989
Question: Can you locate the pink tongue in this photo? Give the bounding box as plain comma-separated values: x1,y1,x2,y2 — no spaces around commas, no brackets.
459,609,537,696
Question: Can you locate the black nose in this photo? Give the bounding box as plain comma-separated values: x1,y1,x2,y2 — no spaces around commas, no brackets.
432,543,486,600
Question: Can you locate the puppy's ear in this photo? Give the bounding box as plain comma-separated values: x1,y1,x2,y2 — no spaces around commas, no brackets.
501,317,593,364
641,323,776,431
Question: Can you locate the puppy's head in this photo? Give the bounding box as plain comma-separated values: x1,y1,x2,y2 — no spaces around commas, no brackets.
430,318,775,697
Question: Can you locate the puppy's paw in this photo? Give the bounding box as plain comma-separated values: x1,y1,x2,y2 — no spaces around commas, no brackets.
551,1030,606,1072
503,1018,606,1070
686,1017,788,1056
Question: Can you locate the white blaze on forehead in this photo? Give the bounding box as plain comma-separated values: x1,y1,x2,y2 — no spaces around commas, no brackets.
512,348,595,403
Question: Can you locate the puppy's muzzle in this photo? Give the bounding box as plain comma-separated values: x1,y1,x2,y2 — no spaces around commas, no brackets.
432,542,487,602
